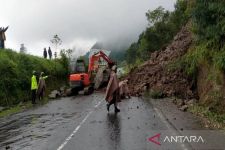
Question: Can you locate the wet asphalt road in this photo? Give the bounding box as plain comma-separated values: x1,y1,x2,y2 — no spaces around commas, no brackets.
0,92,225,150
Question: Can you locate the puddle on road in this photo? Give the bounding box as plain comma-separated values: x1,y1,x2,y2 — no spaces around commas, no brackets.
0,112,77,149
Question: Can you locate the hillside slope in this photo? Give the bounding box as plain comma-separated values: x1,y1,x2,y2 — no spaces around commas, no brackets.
127,25,195,99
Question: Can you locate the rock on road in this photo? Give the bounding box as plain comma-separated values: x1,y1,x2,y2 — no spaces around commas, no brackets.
0,92,225,150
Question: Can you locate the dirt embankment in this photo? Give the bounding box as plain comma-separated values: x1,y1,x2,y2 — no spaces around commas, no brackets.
127,26,196,99
197,63,225,113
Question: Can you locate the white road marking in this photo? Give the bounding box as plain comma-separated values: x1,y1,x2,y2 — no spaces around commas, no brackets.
57,100,103,150
153,107,189,150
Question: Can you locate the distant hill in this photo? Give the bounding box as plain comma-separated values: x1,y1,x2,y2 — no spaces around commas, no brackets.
81,42,126,64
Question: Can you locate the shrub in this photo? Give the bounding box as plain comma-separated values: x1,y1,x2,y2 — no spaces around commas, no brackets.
0,49,69,106
148,90,164,99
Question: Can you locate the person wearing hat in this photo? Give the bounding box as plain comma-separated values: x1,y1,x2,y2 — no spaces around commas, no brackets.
37,72,48,101
105,65,120,113
31,71,38,104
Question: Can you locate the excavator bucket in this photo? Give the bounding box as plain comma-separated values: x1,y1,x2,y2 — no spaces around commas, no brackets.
94,66,110,89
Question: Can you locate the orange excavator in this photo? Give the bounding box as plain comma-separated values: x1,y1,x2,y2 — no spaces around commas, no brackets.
69,50,114,95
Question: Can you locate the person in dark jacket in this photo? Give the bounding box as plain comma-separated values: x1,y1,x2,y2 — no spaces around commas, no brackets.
0,26,8,49
48,47,52,59
43,48,47,59
37,72,48,100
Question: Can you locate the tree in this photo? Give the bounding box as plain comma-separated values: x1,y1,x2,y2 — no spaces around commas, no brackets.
126,0,189,65
146,6,169,26
20,44,27,54
171,0,189,30
60,49,73,61
192,0,225,49
126,43,138,65
50,34,62,58
59,50,70,75
66,49,73,60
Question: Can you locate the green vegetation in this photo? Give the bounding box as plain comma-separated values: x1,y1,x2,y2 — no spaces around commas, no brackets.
192,0,225,50
126,0,189,68
0,48,69,107
179,0,225,76
0,105,22,118
0,97,51,118
145,89,164,99
168,0,225,115
190,0,225,69
149,90,164,99
0,101,33,118
125,0,225,118
190,104,225,129
126,0,225,74
167,44,209,80
109,50,126,64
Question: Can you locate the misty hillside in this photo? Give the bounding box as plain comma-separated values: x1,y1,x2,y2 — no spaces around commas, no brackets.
81,42,126,64
125,0,225,117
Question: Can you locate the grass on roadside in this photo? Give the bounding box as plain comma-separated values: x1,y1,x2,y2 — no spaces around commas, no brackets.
0,105,23,118
144,90,164,99
0,97,50,118
189,104,225,130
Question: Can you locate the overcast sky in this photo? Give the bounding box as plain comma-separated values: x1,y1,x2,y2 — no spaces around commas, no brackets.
0,0,176,57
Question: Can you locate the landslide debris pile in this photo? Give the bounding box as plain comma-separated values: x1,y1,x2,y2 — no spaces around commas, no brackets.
127,26,195,98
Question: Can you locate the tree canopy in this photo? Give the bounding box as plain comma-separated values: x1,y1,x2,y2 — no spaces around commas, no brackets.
126,0,189,67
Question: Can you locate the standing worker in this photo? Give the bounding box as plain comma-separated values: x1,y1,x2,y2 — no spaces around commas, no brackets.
105,65,120,113
43,48,47,59
0,26,8,49
48,47,52,59
31,71,38,104
37,72,48,100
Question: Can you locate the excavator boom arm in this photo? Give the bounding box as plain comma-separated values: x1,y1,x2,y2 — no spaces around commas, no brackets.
88,50,114,73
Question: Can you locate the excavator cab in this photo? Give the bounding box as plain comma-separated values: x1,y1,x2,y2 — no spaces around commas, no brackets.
69,59,91,94
75,59,86,73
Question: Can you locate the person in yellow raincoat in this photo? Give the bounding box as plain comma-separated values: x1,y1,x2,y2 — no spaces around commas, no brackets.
31,71,38,104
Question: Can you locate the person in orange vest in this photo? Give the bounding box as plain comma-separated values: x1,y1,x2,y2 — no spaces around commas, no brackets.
31,71,38,104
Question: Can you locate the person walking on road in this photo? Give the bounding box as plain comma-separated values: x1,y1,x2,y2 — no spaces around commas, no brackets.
43,48,47,59
105,65,120,113
37,72,48,100
119,79,131,99
48,47,52,59
31,71,38,104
